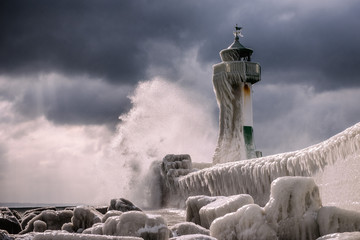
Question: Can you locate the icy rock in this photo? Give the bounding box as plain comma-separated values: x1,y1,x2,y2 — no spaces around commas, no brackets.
0,207,22,234
317,206,360,236
169,222,210,237
108,198,141,212
33,220,47,232
82,222,104,235
116,211,169,239
169,234,217,240
316,231,360,240
20,210,73,234
76,211,169,239
199,194,254,229
32,231,142,239
185,196,218,226
102,210,123,223
264,176,322,240
71,206,103,233
210,204,277,240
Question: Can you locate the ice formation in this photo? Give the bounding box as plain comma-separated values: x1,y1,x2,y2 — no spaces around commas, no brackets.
212,63,248,164
177,122,360,206
199,194,254,229
20,210,73,234
32,231,142,240
317,206,360,236
208,176,360,240
210,204,276,240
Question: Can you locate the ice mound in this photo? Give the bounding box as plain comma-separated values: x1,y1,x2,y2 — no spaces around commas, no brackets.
20,210,73,234
210,204,276,240
264,176,321,240
102,210,123,223
209,176,360,240
68,206,103,233
81,211,169,239
169,222,210,237
317,206,360,236
185,196,219,226
199,194,254,229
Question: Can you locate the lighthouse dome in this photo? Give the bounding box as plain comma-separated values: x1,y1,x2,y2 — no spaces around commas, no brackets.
220,26,253,62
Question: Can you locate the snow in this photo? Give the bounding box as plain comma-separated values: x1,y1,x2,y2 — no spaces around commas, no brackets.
199,194,253,229
178,122,360,206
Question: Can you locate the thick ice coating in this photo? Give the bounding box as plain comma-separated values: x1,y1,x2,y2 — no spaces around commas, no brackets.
317,206,360,236
177,123,360,206
199,194,254,228
210,204,276,240
264,176,321,240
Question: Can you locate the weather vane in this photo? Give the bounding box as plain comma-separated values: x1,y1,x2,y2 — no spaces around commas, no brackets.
233,24,243,40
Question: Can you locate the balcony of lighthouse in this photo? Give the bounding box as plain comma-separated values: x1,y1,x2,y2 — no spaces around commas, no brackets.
213,61,261,84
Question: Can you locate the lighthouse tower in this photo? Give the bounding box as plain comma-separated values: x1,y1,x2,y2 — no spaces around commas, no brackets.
213,26,261,164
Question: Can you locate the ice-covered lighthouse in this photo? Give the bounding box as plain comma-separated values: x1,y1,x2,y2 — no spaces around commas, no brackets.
213,26,262,164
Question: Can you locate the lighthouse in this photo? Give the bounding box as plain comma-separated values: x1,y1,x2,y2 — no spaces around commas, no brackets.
212,26,262,164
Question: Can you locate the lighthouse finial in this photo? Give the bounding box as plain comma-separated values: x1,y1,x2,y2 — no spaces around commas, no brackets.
233,24,243,40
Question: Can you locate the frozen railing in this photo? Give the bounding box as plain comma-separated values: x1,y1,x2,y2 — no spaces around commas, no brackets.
213,61,261,84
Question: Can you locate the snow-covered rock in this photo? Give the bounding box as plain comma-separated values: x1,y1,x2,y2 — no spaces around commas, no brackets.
102,210,123,223
185,196,218,226
210,204,277,240
169,222,210,237
317,206,360,236
20,210,73,234
199,194,254,229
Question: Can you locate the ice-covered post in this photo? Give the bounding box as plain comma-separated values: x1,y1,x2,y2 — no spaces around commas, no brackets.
212,26,262,164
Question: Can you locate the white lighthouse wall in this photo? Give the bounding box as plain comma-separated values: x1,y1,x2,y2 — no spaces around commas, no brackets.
242,82,253,127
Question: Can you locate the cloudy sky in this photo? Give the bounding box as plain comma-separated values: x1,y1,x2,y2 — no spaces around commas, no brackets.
1,0,360,205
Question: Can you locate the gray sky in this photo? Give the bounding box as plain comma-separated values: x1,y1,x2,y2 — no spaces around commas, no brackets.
1,0,360,204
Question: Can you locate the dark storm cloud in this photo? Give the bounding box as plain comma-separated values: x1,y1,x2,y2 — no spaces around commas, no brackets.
1,0,360,128
0,0,228,83
2,0,359,88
